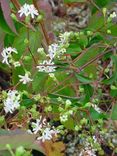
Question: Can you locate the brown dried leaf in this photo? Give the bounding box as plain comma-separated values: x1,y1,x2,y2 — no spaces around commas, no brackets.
0,0,17,34
43,140,65,156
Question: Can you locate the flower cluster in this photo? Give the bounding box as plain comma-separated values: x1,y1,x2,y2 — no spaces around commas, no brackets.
18,3,39,19
18,72,33,84
1,47,17,65
30,116,59,142
37,60,56,73
3,90,21,114
79,147,96,156
36,32,72,73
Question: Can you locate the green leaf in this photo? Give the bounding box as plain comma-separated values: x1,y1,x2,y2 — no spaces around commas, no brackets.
111,104,117,120
75,73,92,83
110,88,117,97
13,27,41,60
62,117,75,130
66,42,82,56
75,46,102,67
94,0,110,7
88,12,104,30
21,98,35,108
82,84,94,103
32,72,48,93
12,27,41,91
103,55,117,84
0,130,44,154
90,108,107,120
79,35,88,48
88,34,104,47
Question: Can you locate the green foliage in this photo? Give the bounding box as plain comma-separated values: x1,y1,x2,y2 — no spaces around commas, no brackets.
103,56,117,84
0,0,117,155
111,104,117,120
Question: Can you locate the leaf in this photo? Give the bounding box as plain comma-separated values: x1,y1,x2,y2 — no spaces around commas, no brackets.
21,98,35,108
66,42,82,56
111,104,117,120
12,27,41,91
75,73,92,83
63,117,75,130
32,72,48,93
0,129,44,154
103,56,117,84
94,0,110,7
88,34,104,47
13,27,41,60
0,27,5,53
82,84,94,103
75,46,102,67
44,140,65,156
0,0,17,34
110,88,117,97
88,12,104,30
0,7,14,35
90,108,107,120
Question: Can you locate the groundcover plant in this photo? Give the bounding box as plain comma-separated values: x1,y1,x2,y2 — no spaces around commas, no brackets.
0,0,117,156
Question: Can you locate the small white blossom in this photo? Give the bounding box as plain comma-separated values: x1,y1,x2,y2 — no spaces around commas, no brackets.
18,72,33,84
65,99,71,106
37,48,44,53
1,47,17,65
79,148,96,156
3,90,20,114
59,32,71,44
31,117,46,134
57,97,63,102
93,136,97,143
48,43,59,60
37,127,58,142
37,60,56,73
68,110,73,115
92,104,101,113
18,3,39,19
49,73,55,78
13,61,21,67
110,12,117,18
60,114,68,122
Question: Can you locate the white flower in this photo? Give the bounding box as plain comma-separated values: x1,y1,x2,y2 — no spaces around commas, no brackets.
68,110,73,115
31,117,46,134
60,114,68,122
37,60,56,73
92,104,101,113
93,136,97,143
13,61,21,67
57,97,63,102
48,43,59,60
59,32,71,44
49,73,55,78
18,72,33,84
37,48,44,53
110,12,117,18
3,90,20,114
18,3,39,19
79,148,96,156
37,127,59,142
28,4,39,19
1,47,17,65
65,99,71,106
